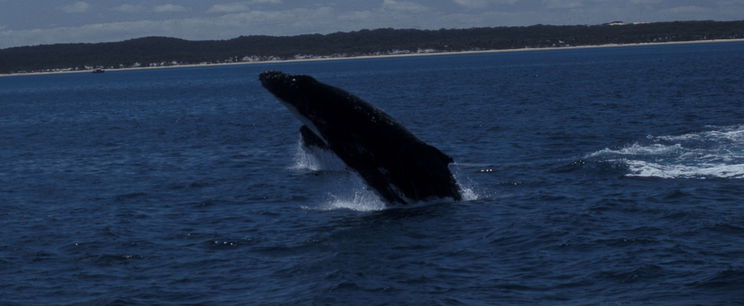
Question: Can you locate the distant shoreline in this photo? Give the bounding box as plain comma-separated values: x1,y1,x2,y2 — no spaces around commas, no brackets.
2,38,744,78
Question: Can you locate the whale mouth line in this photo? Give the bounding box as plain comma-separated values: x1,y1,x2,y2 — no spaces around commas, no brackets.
278,99,328,146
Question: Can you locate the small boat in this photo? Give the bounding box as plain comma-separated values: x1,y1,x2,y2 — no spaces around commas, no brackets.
92,68,105,73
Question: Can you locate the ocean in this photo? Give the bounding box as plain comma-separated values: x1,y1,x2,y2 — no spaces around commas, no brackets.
2,41,744,305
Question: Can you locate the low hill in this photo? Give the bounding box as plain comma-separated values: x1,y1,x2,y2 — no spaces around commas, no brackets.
1,20,744,74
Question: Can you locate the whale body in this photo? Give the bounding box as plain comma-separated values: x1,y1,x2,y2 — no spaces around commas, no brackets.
260,71,461,204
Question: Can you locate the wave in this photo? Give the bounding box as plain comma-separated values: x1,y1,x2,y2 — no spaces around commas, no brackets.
587,125,744,179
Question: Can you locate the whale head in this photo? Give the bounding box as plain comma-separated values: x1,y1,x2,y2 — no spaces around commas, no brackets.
259,71,319,107
259,71,360,144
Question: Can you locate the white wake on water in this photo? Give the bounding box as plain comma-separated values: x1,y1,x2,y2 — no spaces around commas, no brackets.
588,125,744,179
624,160,744,179
588,143,685,158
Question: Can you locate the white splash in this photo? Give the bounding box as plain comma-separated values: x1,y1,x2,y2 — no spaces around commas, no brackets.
459,185,481,201
293,141,385,211
312,190,387,212
291,138,346,171
452,164,482,201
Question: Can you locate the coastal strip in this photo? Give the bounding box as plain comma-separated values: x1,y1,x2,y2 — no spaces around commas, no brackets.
2,38,744,78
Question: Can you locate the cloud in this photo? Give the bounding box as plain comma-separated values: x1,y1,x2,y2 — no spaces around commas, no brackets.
543,0,584,9
112,4,146,13
664,5,710,14
113,4,190,13
454,0,489,8
0,7,340,48
630,0,662,4
61,1,90,13
153,4,189,13
208,3,251,14
4,0,744,49
208,0,283,12
382,0,429,12
454,0,519,9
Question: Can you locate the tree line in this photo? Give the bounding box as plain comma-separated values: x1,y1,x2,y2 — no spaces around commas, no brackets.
1,20,744,74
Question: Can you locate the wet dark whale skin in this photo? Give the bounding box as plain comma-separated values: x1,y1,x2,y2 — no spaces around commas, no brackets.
260,71,462,204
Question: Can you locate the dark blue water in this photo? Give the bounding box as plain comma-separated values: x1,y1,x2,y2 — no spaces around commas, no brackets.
2,42,744,305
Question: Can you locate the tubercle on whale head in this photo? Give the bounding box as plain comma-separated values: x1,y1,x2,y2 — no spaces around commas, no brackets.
259,71,318,98
258,71,292,88
260,71,327,114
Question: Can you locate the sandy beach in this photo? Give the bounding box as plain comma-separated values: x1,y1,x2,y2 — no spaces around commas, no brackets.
2,38,744,78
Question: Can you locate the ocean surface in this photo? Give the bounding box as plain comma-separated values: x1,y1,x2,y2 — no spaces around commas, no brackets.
2,41,744,305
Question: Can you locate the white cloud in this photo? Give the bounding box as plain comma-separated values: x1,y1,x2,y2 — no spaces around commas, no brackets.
112,4,146,13
153,4,189,13
0,7,341,48
664,5,709,14
208,3,251,14
382,0,429,12
62,1,90,13
543,0,584,9
630,0,662,4
454,0,489,8
3,0,744,49
114,3,189,13
454,0,519,9
338,10,375,21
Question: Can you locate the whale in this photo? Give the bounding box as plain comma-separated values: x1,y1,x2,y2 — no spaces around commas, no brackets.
259,71,462,204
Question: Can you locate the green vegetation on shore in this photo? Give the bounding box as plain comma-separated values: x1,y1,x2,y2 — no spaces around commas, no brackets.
1,20,744,74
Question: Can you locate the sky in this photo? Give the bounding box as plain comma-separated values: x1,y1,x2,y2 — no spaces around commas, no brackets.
1,0,743,49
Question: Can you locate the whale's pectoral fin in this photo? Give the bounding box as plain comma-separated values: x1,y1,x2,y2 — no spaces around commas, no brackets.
299,125,329,150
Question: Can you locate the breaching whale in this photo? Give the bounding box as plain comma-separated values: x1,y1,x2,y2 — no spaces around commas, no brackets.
259,71,462,204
